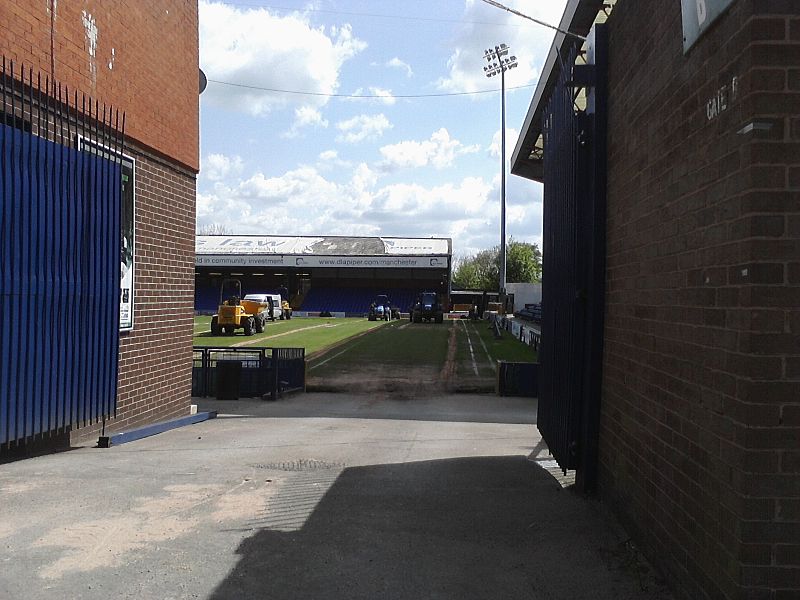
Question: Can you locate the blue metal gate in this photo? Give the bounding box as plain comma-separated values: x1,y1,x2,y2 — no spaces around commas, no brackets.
538,24,608,491
0,60,125,447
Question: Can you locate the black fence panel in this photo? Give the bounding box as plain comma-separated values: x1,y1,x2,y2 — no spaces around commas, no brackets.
497,362,539,397
538,24,608,491
192,346,306,400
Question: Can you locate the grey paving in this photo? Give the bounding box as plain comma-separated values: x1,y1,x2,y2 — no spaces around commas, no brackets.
0,392,671,599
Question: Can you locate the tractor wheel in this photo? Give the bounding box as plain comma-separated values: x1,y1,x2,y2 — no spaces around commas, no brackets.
211,316,222,335
243,317,255,336
254,316,264,333
413,312,421,324
224,325,235,335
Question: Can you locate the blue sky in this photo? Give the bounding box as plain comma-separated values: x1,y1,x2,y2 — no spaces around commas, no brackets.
197,0,567,258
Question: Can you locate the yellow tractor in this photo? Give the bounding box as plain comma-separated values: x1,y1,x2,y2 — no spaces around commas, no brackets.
210,279,269,336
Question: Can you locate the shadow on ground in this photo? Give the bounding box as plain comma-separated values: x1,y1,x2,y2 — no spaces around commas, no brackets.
199,393,538,425
209,455,670,600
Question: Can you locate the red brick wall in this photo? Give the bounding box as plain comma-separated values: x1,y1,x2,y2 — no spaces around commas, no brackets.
0,3,198,443
601,1,800,598
0,0,199,171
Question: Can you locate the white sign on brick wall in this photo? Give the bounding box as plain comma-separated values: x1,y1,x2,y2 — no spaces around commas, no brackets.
681,0,736,53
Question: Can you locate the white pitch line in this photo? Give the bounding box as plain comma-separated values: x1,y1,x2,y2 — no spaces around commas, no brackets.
461,320,479,376
472,320,497,373
308,321,389,369
231,323,339,348
308,345,352,370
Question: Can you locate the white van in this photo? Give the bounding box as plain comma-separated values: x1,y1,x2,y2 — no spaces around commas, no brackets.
243,293,283,321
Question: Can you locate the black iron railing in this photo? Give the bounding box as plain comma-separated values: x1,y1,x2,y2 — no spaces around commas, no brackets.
538,24,608,491
192,346,305,401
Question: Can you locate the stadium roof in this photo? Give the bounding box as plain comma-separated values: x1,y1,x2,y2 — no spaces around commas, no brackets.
510,0,613,182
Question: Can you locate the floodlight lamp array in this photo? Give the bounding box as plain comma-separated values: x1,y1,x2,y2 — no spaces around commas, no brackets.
483,43,517,78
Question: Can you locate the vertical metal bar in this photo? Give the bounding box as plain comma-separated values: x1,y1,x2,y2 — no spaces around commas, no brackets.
37,70,51,436
66,82,78,427
576,24,608,493
8,60,20,444
271,349,279,401
0,57,7,445
24,66,36,440
51,76,63,434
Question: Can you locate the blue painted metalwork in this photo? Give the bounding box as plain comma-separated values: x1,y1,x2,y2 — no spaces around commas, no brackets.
97,411,218,448
0,62,124,447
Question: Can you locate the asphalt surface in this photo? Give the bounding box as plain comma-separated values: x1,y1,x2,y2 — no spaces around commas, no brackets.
0,392,672,599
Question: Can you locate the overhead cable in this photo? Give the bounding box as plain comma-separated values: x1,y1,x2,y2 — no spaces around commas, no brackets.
479,0,586,41
206,79,537,98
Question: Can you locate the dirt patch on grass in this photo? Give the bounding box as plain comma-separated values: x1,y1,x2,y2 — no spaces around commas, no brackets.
306,326,496,395
307,362,443,397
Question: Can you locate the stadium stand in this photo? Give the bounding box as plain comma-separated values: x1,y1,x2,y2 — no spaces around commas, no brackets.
299,287,417,315
195,281,421,317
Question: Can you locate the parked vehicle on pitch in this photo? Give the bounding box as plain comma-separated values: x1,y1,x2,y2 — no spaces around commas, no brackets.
368,294,392,321
280,299,293,320
211,280,270,336
411,292,444,323
243,293,284,321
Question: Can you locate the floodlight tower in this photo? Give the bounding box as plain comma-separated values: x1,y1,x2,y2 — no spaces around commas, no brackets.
483,43,517,295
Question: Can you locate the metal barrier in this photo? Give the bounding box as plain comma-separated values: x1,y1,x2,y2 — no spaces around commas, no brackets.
192,347,305,400
491,314,541,352
497,362,539,397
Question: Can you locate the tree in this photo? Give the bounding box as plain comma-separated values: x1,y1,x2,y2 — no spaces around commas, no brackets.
452,238,541,290
507,239,542,283
197,223,231,235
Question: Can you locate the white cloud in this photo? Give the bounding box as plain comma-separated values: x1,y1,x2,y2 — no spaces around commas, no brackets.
283,106,329,138
201,153,244,182
379,128,480,170
348,86,397,105
199,1,366,115
316,149,353,172
196,161,543,255
366,87,396,105
386,57,413,77
488,127,522,159
335,113,392,143
436,0,567,94
319,150,338,161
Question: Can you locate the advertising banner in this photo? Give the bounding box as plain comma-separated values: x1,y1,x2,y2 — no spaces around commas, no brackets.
80,137,135,330
195,254,449,269
196,235,450,256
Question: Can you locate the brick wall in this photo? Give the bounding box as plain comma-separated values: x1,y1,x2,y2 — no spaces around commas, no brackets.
0,3,198,445
0,0,199,171
601,1,800,598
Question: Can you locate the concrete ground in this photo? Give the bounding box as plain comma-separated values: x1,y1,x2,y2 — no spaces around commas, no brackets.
0,392,672,599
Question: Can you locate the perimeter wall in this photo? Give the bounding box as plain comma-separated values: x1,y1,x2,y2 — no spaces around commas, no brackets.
0,1,198,443
599,1,800,598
